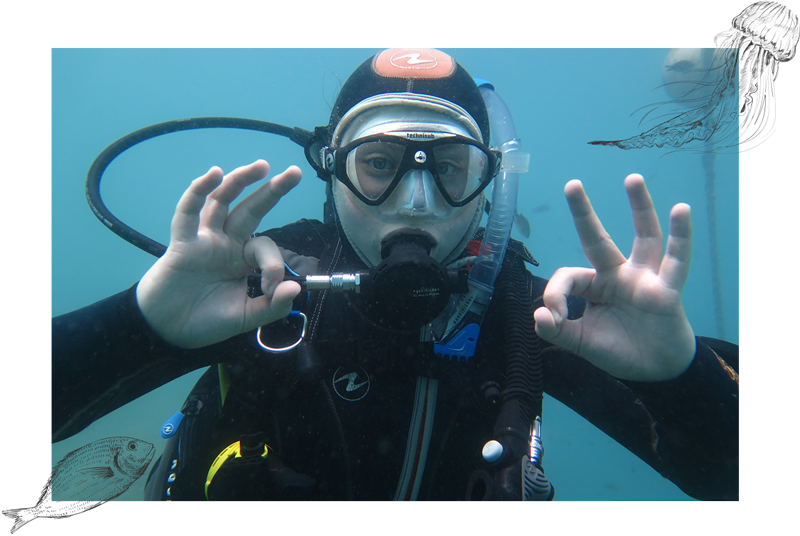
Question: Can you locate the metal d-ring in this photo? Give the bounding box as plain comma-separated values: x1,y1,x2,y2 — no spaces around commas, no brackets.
256,311,307,352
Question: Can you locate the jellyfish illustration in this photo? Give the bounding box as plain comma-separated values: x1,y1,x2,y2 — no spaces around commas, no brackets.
589,1,799,151
721,0,799,147
586,2,798,339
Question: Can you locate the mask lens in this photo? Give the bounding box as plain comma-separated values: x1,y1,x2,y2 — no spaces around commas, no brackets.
346,140,405,200
432,143,489,202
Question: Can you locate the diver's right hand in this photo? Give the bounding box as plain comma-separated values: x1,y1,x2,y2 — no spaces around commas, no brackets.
136,160,302,349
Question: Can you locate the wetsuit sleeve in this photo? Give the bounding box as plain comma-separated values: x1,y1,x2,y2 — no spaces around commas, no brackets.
52,284,244,443
618,337,738,499
541,336,738,500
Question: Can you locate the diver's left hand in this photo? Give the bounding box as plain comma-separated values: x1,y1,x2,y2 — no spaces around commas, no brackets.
533,174,696,381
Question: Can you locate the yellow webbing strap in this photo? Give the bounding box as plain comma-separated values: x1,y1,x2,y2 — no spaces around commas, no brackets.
204,441,269,500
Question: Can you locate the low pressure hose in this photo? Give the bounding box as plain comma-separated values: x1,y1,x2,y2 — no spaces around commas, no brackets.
85,117,312,257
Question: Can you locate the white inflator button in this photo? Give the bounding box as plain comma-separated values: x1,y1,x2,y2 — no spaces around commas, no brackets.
482,440,504,463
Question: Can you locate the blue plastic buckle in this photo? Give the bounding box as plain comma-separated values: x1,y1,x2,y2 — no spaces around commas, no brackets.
434,323,480,362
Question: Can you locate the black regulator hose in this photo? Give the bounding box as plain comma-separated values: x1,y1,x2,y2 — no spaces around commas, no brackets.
492,253,550,500
85,117,313,258
496,254,544,440
466,252,548,500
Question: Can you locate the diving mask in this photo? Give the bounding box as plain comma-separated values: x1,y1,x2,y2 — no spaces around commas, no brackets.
323,131,501,207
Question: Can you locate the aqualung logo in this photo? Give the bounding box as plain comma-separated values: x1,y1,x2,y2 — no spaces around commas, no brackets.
391,51,438,69
333,367,371,401
374,49,455,79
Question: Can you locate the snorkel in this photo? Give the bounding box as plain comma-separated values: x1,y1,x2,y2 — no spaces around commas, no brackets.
471,82,527,293
430,81,529,361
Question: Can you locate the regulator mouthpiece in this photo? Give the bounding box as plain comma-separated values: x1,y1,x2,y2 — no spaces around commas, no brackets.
365,232,468,330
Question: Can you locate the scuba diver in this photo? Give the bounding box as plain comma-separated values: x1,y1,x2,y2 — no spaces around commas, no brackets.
52,48,738,501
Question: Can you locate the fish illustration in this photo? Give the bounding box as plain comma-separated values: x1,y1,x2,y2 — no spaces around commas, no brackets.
3,437,155,533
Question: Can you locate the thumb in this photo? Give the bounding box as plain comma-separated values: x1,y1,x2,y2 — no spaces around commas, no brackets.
533,306,560,341
534,306,582,354
243,280,302,332
270,280,302,313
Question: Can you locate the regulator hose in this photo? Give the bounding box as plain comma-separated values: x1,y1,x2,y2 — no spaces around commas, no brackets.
466,253,546,500
85,117,312,258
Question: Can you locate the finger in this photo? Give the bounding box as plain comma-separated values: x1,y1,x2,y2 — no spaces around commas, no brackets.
535,266,594,354
658,202,692,291
269,280,302,315
243,235,286,296
533,306,559,339
244,280,302,331
242,235,302,330
625,174,664,269
171,166,224,243
199,160,271,232
533,306,584,354
565,180,626,272
224,165,302,242
540,266,596,324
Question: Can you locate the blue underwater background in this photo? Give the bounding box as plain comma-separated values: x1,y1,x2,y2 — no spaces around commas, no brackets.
52,49,738,501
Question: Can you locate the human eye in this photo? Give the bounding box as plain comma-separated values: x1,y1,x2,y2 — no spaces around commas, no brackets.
359,154,397,181
354,143,401,180
365,155,393,172
434,153,466,178
434,145,469,176
435,161,457,175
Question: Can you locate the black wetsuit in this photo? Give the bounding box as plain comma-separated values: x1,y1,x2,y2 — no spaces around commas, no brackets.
52,219,739,501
